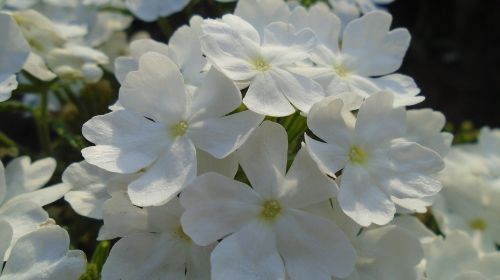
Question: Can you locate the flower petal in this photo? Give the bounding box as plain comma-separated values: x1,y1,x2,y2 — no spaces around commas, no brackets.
211,220,285,280
338,165,396,226
101,232,186,280
238,121,287,198
188,110,263,159
119,52,187,123
180,173,261,246
128,138,196,207
82,110,168,173
305,135,349,176
276,210,356,279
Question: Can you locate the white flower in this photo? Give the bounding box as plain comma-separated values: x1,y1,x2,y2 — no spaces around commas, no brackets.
329,0,395,26
305,92,444,226
0,225,87,280
115,16,206,89
125,0,190,22
82,53,263,206
180,121,356,279
0,12,30,102
201,15,324,116
0,157,70,260
101,197,214,280
423,230,500,280
289,9,421,106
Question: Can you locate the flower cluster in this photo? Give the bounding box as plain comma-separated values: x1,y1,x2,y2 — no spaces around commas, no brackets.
1,0,499,279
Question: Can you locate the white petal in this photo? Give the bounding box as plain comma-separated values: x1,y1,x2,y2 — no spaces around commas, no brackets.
101,232,186,280
0,13,30,79
354,91,406,148
270,68,324,114
305,135,349,176
119,52,187,123
180,173,261,246
238,121,287,198
338,165,396,226
342,11,410,76
187,67,242,123
280,148,337,209
129,39,169,59
243,72,296,117
276,210,356,279
114,57,138,84
0,162,5,204
370,74,424,106
99,193,148,240
307,96,353,147
5,157,56,194
0,226,86,280
125,0,190,22
65,188,109,220
210,220,286,280
186,243,214,280
128,138,196,207
234,0,290,36
23,53,57,81
0,76,17,102
3,183,70,209
0,220,12,261
82,110,168,173
188,110,263,159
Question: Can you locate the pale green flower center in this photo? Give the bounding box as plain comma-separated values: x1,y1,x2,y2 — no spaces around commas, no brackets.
349,146,367,164
333,64,350,78
175,225,191,243
469,218,487,231
170,121,188,138
260,199,282,221
252,58,271,72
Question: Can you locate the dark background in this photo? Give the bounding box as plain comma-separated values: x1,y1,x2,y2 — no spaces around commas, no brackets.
390,0,500,127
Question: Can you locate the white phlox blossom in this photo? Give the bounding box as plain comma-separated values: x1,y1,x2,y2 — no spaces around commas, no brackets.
200,14,325,116
305,92,445,226
0,12,30,102
82,53,263,206
180,121,356,280
0,225,87,280
0,157,71,261
288,7,421,107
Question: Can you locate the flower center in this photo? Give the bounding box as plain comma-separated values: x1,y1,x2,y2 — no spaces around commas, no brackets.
252,58,271,72
333,64,350,78
175,225,191,242
170,121,188,138
260,199,282,221
349,146,367,164
468,218,487,231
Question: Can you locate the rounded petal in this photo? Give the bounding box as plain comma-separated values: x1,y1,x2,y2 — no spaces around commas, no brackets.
210,220,286,280
101,232,186,280
125,0,190,22
0,226,86,280
128,138,197,207
338,165,396,226
354,91,406,148
0,220,13,261
305,135,349,176
276,210,356,279
238,121,287,198
188,110,264,159
119,52,187,123
234,0,290,36
280,148,338,209
180,173,261,246
82,110,168,173
0,13,30,80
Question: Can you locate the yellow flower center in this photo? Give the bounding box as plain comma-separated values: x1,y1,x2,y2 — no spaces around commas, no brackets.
175,225,191,242
469,218,487,231
349,146,367,164
252,58,271,72
333,64,350,78
260,199,282,222
170,121,188,138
